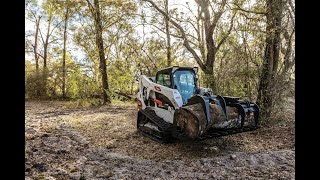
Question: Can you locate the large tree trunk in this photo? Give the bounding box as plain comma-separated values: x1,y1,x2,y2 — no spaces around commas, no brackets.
164,0,171,67
199,0,215,75
257,0,284,118
62,3,69,99
202,2,216,91
93,0,110,104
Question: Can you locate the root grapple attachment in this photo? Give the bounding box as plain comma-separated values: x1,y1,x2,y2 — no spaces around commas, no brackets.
172,95,260,140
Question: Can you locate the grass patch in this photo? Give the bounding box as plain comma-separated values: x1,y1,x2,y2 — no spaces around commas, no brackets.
111,99,135,107
60,98,134,109
63,116,86,127
62,98,103,109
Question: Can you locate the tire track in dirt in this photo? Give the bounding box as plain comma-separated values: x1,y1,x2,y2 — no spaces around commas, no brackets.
25,101,295,179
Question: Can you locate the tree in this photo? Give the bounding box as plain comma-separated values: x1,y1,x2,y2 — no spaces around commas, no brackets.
26,1,42,96
219,0,294,119
256,0,284,118
38,0,61,97
142,0,237,90
62,0,70,99
75,0,137,101
54,0,79,98
164,0,171,67
85,0,110,104
24,0,294,119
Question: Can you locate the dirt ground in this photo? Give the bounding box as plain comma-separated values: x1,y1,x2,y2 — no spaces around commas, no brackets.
25,100,295,179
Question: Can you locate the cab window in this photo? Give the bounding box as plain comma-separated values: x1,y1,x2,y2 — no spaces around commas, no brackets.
173,70,196,103
157,74,171,88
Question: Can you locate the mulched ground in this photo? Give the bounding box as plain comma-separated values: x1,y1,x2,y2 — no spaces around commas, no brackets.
25,100,295,179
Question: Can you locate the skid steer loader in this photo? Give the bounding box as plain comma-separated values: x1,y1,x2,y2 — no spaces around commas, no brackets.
136,66,260,142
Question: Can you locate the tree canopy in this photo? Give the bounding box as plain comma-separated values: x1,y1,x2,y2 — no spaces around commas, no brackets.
25,0,295,121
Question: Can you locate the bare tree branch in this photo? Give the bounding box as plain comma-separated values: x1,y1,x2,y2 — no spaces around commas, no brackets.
48,38,60,44
85,0,95,18
232,3,266,15
37,53,44,59
170,15,199,36
142,0,205,70
171,3,198,20
216,11,237,51
140,46,158,69
49,20,64,37
39,28,45,45
210,0,227,30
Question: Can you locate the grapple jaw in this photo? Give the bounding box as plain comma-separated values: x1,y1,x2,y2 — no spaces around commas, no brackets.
172,95,260,140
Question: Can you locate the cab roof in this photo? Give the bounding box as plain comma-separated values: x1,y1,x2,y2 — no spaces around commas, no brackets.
156,66,198,76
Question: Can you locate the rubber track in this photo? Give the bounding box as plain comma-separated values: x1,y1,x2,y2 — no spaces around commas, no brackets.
138,109,173,142
140,110,173,132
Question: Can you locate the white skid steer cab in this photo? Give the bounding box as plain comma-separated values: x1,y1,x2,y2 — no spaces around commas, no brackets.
136,66,260,143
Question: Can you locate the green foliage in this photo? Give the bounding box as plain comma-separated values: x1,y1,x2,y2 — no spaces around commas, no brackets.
25,0,295,119
25,71,40,98
25,60,41,99
108,59,136,94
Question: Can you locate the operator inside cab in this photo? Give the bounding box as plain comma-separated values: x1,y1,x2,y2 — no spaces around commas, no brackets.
173,70,196,104
155,68,197,104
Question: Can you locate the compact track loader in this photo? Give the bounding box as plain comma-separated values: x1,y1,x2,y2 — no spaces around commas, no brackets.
136,66,260,142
